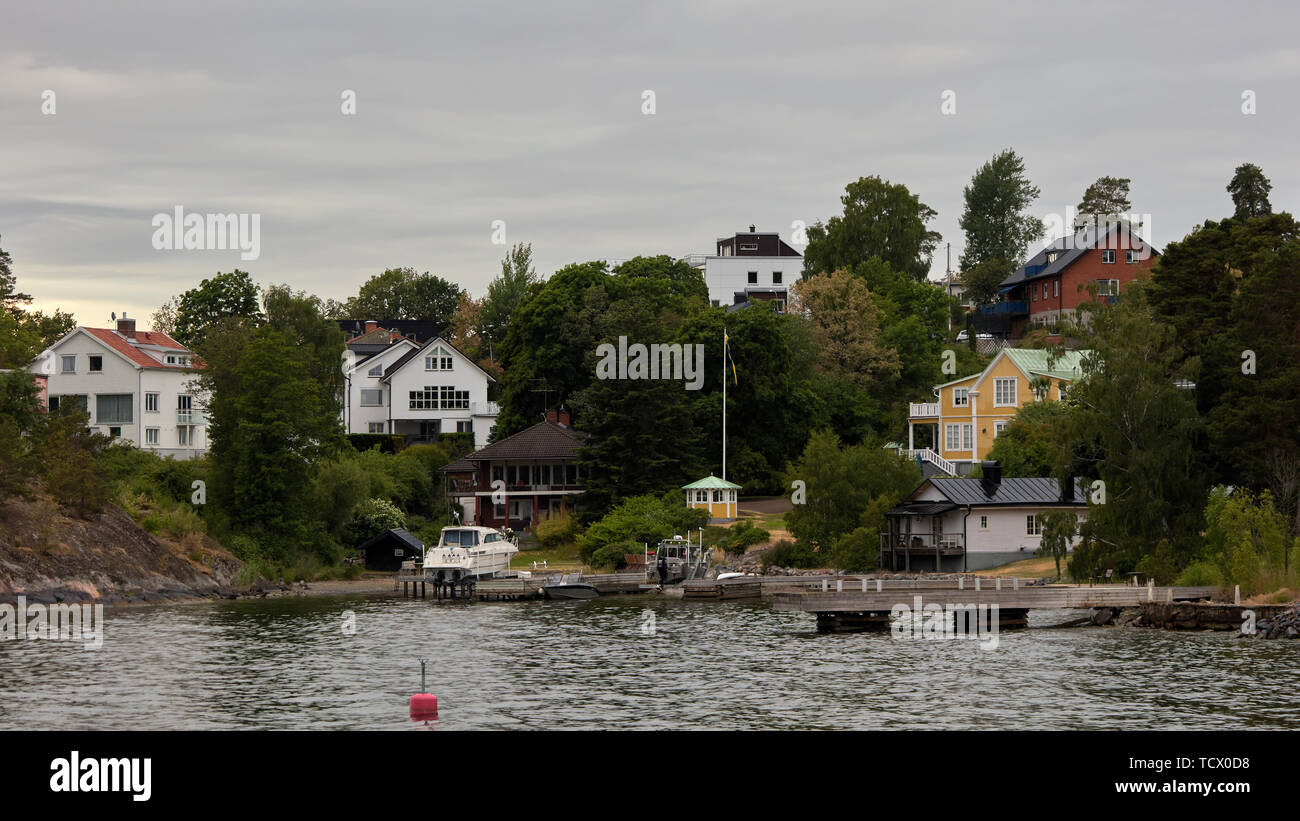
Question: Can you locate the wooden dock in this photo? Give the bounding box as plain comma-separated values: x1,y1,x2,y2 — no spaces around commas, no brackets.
681,574,1046,601
468,572,656,601
770,584,1219,632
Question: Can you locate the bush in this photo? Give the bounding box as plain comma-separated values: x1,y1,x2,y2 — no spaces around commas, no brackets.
590,540,636,571
830,526,878,572
346,497,405,545
150,459,203,505
345,433,404,454
535,513,580,549
762,539,818,571
725,520,770,553
578,491,708,564
1175,560,1224,587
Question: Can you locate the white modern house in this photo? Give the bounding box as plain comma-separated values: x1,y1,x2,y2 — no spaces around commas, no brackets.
686,226,803,311
29,316,207,458
882,464,1087,571
342,335,498,448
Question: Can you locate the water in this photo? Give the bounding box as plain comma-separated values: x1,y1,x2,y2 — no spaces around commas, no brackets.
2,593,1297,730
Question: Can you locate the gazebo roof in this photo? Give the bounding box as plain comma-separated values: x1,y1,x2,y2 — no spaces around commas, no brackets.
682,475,743,490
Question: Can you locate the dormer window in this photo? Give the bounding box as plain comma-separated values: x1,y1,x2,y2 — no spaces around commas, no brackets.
424,347,453,371
1045,251,1059,263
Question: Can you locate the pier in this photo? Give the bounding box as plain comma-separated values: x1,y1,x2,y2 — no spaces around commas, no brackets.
770,584,1219,632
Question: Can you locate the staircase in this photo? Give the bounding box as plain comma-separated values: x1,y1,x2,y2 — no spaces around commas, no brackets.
903,448,957,477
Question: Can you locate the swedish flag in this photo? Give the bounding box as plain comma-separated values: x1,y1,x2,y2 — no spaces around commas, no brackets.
724,329,738,385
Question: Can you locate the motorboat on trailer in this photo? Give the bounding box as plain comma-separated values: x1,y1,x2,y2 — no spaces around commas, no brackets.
423,525,518,585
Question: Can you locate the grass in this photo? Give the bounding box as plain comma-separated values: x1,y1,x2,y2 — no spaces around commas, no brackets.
980,555,1062,579
512,540,583,571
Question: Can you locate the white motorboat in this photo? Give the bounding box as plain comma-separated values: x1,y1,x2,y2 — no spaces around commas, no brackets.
423,525,518,583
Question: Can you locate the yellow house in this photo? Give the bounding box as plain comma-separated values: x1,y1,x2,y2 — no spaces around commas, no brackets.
906,348,1088,473
683,475,741,522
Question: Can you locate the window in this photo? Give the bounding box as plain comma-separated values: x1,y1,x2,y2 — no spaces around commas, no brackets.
772,271,783,284
980,515,988,530
739,243,758,251
368,364,384,377
1101,249,1116,264
145,428,159,446
368,422,385,433
1053,279,1059,298
994,421,1007,437
456,420,473,433
178,427,189,447
1032,287,1037,302
145,393,159,413
424,347,453,371
1046,251,1059,263
165,355,177,365
108,426,122,439
439,386,469,409
944,423,973,451
96,394,133,425
49,395,86,414
1058,383,1070,400
88,355,103,372
747,271,758,284
1042,283,1049,300
410,387,437,410
953,388,969,407
1125,249,1139,264
993,377,1017,407
1096,278,1120,297
60,355,76,373
710,300,720,307
360,389,383,407
1026,514,1043,536
494,503,506,520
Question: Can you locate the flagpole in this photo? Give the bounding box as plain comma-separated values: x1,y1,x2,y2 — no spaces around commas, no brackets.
722,327,727,482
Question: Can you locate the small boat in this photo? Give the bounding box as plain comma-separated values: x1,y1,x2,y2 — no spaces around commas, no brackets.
542,574,599,600
423,525,518,584
715,571,758,581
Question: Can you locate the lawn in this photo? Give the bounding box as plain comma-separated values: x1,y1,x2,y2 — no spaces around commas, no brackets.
511,541,583,571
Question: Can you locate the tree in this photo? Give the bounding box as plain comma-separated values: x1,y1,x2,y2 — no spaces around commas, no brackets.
961,257,1011,307
959,149,1043,276
0,370,44,501
0,237,77,368
788,270,899,388
172,270,263,348
150,294,180,337
1227,163,1272,219
338,267,462,327
802,176,940,281
1201,487,1290,593
985,400,1073,477
1037,509,1077,580
478,243,540,349
1063,281,1207,577
783,429,920,553
1076,176,1132,225
37,407,108,515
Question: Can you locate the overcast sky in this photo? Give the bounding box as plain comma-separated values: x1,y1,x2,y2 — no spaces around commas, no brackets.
2,0,1296,329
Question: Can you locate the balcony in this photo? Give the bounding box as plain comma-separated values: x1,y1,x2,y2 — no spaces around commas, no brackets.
979,301,1028,316
909,402,939,419
177,410,202,425
471,401,500,416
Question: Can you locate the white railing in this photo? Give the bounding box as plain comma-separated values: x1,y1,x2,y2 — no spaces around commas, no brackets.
471,401,500,416
909,402,940,418
903,448,957,477
177,410,201,425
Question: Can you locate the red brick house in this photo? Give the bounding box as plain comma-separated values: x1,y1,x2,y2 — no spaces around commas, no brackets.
439,410,586,531
978,222,1157,339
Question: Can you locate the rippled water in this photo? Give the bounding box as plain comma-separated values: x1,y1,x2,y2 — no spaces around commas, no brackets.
1,593,1297,730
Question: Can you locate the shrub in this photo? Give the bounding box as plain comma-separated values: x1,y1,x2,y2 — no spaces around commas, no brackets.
535,513,579,549
1175,560,1224,587
762,539,818,570
346,497,405,545
725,520,770,553
830,526,878,572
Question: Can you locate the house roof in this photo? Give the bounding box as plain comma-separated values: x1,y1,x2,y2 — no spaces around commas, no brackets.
81,328,195,371
1000,222,1157,288
446,420,587,465
916,476,1087,507
889,500,958,516
1000,348,1089,382
682,475,743,490
382,336,496,382
356,527,424,552
440,457,475,473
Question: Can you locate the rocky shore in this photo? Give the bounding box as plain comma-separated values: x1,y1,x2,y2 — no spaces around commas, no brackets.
1251,603,1300,639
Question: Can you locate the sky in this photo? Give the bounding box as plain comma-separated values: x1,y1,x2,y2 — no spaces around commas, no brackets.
2,0,1296,330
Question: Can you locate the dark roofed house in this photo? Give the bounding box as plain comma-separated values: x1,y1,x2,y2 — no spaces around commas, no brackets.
882,461,1087,571
438,409,587,531
356,527,425,572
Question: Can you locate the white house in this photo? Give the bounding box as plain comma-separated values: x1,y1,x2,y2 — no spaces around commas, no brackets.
28,317,208,459
342,335,498,448
882,464,1087,571
687,226,803,311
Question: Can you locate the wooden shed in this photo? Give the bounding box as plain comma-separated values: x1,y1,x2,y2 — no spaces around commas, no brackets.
357,528,425,572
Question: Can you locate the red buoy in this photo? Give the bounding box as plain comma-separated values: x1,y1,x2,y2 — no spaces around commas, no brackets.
409,692,438,721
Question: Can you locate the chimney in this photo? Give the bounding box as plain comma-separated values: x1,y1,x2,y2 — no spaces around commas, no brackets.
116,314,136,339
364,320,378,333
979,461,1002,497
748,224,756,233
544,408,571,428
1060,473,1075,503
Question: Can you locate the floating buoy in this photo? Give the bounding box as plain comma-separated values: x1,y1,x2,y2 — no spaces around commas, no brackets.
409,657,438,721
